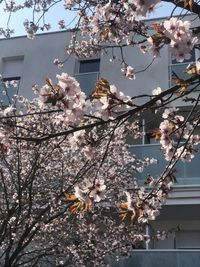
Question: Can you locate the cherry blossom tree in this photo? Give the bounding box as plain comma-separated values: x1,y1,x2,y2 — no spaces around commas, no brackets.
0,0,200,266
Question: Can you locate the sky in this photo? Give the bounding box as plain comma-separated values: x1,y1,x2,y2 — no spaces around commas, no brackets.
0,1,183,37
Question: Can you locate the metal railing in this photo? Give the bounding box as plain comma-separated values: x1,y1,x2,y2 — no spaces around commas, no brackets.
107,249,200,267
129,144,200,185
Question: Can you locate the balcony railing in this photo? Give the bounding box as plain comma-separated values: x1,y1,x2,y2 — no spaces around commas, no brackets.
75,72,99,96
129,144,200,185
107,250,200,267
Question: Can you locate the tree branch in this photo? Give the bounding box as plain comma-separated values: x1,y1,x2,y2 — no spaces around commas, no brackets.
163,0,200,15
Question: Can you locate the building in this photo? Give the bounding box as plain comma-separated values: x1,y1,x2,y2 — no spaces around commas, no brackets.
0,14,200,267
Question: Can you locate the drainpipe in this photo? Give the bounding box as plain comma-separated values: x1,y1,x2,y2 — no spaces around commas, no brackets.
142,119,145,145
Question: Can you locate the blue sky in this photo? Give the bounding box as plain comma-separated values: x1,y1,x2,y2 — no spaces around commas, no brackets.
0,1,183,37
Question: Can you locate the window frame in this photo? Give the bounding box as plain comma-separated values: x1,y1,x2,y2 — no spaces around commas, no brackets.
0,76,21,106
78,58,100,74
74,57,100,75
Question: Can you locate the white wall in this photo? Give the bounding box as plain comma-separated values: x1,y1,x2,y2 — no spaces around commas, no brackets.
0,27,172,103
0,31,76,99
0,15,198,107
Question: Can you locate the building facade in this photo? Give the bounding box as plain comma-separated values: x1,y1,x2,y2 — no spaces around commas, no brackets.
0,15,200,267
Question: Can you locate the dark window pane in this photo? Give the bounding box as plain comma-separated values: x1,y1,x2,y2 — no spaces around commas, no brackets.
172,64,190,79
75,72,99,96
79,59,100,73
170,64,192,86
2,76,20,82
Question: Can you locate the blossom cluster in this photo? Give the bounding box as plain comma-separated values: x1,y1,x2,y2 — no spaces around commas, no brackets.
1,1,200,265
64,0,161,61
2,65,199,266
39,73,86,125
120,183,165,225
0,95,165,266
163,18,198,62
0,129,10,154
62,3,198,82
121,65,136,80
159,108,200,162
39,74,133,122
66,179,106,212
92,83,132,120
146,17,197,63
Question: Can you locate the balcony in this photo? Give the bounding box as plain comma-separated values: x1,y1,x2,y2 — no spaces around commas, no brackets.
129,144,200,186
75,72,99,96
107,250,200,267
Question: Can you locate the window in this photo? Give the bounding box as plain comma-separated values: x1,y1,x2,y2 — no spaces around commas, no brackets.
79,59,100,73
0,77,20,106
0,55,24,106
74,58,100,96
2,56,24,77
169,49,196,87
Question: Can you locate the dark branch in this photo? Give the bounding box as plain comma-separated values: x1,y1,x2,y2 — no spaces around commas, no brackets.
163,0,200,15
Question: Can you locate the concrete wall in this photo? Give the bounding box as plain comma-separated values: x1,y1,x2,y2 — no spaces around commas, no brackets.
0,26,177,103
0,31,76,99
0,15,199,106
